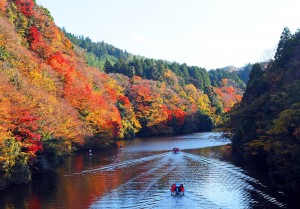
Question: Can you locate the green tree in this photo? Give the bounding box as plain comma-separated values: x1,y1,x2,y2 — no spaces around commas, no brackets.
274,27,292,62
104,60,114,73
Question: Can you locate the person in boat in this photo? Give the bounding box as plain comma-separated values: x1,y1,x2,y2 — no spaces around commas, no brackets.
179,184,184,192
172,147,180,153
170,183,176,192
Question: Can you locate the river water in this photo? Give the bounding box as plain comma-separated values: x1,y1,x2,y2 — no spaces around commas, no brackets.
0,132,292,209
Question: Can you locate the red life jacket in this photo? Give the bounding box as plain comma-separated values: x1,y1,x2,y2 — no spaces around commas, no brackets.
179,186,184,192
171,185,176,192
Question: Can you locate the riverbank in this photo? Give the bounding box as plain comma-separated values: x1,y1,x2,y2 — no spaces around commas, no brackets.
0,138,119,191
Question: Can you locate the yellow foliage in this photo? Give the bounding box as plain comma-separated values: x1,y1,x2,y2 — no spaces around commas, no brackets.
0,138,26,170
197,93,213,115
164,69,179,86
86,109,108,132
28,68,57,93
63,38,73,50
184,84,197,95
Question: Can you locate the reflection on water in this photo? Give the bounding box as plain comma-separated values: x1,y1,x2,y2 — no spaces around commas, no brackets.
0,132,291,209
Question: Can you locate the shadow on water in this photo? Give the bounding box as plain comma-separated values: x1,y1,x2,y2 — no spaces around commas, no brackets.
0,173,58,209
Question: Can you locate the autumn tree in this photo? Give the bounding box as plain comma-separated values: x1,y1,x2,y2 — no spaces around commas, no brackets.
0,0,6,12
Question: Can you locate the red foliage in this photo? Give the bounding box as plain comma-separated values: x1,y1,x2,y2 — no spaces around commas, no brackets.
166,107,186,127
118,95,131,107
105,88,117,102
67,85,86,107
16,0,34,16
12,110,43,155
130,84,153,103
28,26,42,43
47,52,75,76
224,107,231,112
214,85,242,112
49,52,72,70
28,26,51,58
48,51,68,65
225,86,235,94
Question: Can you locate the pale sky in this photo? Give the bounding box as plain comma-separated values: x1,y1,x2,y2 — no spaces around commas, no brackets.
36,0,300,70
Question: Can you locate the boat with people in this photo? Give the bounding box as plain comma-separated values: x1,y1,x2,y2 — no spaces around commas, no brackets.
170,183,185,196
172,147,180,153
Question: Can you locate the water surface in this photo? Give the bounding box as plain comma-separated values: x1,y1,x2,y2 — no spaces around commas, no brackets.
0,132,289,208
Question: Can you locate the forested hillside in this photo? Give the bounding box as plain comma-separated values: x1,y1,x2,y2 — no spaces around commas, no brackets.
65,31,246,114
63,29,135,69
226,28,300,191
0,0,246,189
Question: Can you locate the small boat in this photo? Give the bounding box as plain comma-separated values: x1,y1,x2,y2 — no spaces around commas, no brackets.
170,183,185,196
172,147,180,153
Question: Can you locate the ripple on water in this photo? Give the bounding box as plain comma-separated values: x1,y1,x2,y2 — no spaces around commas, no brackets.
86,151,285,209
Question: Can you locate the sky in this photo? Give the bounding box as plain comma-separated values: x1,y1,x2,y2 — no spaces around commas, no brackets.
36,0,300,70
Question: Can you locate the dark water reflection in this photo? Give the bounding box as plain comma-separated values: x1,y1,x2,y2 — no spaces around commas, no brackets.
0,132,293,208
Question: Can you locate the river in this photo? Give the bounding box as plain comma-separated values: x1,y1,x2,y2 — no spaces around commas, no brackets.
0,132,293,208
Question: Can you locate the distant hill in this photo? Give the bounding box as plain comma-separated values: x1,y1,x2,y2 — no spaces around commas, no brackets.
213,61,271,86
222,65,238,72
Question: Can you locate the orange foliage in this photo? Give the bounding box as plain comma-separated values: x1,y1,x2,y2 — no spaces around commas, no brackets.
128,79,169,128
213,83,242,112
166,107,186,127
118,95,131,106
164,69,179,86
0,74,43,157
225,86,235,94
130,83,153,103
221,78,228,86
0,0,6,12
47,52,74,77
47,49,122,139
0,78,14,139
